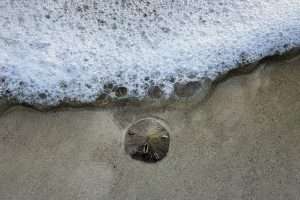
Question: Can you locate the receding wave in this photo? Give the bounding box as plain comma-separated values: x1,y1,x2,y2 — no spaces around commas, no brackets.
0,0,300,106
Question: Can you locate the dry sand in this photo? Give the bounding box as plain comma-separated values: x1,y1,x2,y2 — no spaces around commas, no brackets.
0,57,300,200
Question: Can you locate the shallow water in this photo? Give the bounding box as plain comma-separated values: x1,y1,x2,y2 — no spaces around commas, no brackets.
0,57,300,200
1,0,300,105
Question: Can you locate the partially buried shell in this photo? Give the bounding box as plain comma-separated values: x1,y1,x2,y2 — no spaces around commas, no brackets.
125,118,170,163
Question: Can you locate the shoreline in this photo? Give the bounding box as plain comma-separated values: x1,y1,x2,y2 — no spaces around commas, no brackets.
1,52,299,199
1,48,299,113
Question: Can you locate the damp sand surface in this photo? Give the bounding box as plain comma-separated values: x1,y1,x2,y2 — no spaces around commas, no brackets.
0,57,300,200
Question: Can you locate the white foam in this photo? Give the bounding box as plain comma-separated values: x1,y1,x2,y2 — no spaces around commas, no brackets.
0,0,300,106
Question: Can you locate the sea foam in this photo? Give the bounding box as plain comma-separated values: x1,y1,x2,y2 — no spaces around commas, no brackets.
0,0,300,106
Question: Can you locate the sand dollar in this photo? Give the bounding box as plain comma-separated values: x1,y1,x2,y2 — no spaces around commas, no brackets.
125,118,170,163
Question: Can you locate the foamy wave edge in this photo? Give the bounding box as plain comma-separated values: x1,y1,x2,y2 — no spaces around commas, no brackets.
0,0,300,109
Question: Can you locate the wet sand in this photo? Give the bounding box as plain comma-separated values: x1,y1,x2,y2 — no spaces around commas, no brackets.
0,57,300,200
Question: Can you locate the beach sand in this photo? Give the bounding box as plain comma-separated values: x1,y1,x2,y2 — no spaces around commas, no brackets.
0,56,299,200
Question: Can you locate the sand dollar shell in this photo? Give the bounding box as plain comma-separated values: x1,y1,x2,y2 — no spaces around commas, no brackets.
125,118,170,163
